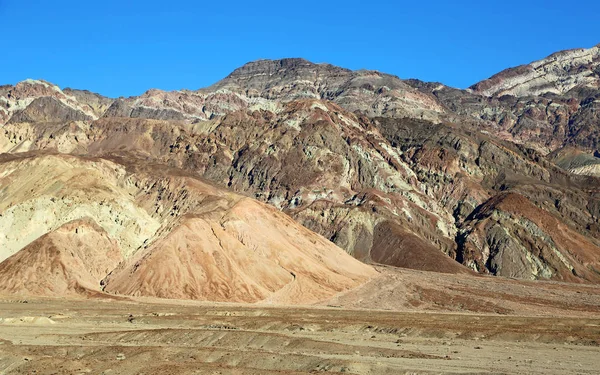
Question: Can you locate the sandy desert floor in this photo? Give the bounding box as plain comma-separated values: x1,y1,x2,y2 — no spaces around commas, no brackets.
1,286,599,375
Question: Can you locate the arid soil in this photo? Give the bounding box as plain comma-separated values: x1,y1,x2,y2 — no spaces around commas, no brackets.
1,267,599,375
328,267,600,317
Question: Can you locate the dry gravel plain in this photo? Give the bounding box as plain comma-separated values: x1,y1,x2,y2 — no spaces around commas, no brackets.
1,268,600,374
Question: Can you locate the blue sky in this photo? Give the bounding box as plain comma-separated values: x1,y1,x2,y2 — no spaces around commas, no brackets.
2,0,599,97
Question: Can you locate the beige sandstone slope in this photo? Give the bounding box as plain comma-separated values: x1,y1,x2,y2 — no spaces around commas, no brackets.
0,153,160,262
0,153,375,302
0,218,122,297
103,198,375,303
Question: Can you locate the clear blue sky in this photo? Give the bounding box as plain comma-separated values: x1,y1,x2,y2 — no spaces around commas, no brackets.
2,0,599,98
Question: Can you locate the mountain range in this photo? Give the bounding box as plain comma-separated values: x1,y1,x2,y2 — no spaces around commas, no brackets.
1,44,600,301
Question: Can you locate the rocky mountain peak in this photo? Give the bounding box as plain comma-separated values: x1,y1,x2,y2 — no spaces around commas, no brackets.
6,79,63,100
0,79,105,124
225,57,347,79
209,58,445,120
213,57,353,96
470,44,600,97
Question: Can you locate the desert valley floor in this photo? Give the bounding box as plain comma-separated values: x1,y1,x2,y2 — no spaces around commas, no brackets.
1,267,599,375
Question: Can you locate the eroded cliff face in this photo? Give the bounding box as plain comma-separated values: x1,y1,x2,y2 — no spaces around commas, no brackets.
457,193,600,283
2,47,600,284
0,100,461,273
374,116,600,279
